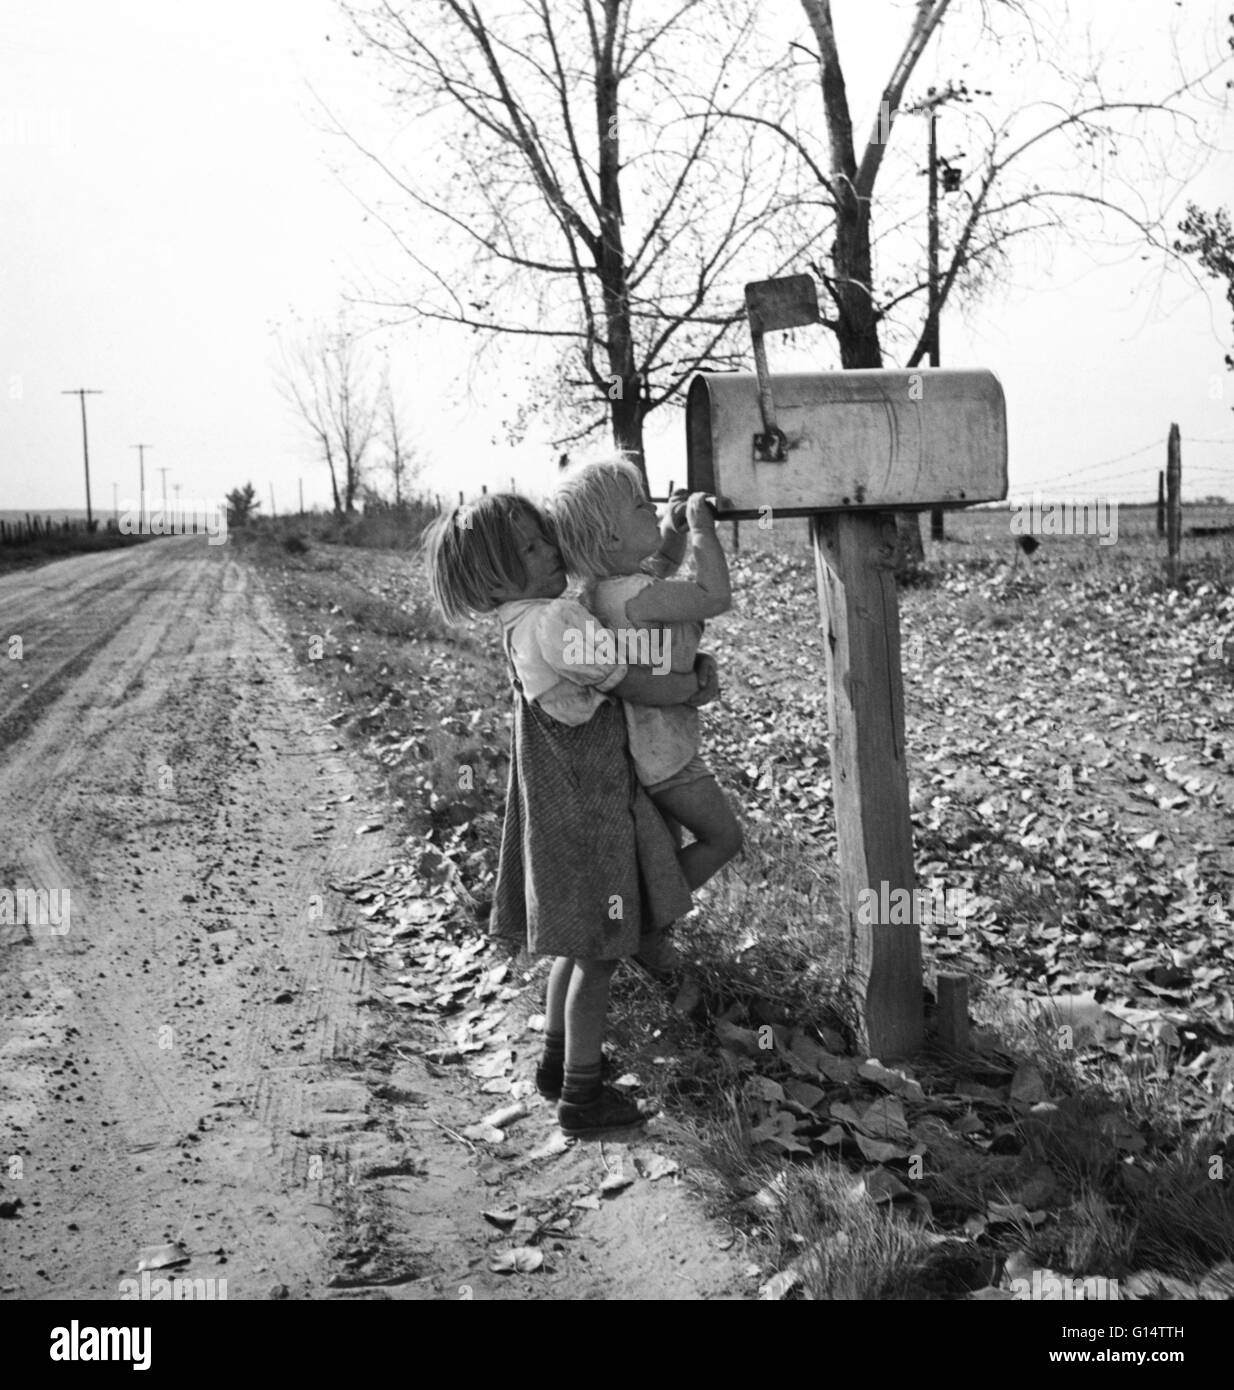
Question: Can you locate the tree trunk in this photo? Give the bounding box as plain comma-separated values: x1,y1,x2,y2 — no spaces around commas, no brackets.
325,441,342,515
802,0,940,578
831,176,924,573
593,1,650,486
610,381,648,479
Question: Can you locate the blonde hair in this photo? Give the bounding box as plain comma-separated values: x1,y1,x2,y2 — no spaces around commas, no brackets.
549,455,646,580
420,493,553,625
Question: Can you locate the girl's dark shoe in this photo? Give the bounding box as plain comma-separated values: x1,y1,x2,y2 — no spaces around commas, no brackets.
558,1085,649,1135
536,1054,613,1101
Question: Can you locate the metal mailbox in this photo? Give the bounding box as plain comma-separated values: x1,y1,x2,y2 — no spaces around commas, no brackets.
686,368,1007,518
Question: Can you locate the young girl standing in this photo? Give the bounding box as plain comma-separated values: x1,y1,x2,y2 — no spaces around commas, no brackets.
422,494,715,1134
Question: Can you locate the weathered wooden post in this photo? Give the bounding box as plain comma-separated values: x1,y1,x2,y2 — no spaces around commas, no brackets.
812,506,921,1056
935,972,970,1053
686,275,1007,1059
1167,423,1181,585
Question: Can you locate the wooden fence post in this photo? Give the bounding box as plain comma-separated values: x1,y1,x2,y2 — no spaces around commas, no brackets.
812,511,923,1059
935,972,970,1053
1167,423,1181,584
1157,469,1165,537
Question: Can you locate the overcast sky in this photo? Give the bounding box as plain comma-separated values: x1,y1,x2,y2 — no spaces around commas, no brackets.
3,0,1233,517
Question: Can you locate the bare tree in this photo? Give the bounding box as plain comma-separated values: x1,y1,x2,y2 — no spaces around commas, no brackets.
339,0,810,478
715,0,1231,564
377,369,420,505
277,319,379,514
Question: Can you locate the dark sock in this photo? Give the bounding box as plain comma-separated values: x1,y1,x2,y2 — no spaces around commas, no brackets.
540,1030,566,1073
561,1061,603,1106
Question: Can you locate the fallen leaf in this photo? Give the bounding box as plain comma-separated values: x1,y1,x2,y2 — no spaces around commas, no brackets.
527,1132,570,1161
758,1267,801,1300
858,1097,912,1142
783,1079,828,1111
480,1101,529,1130
489,1247,543,1274
635,1153,679,1181
858,1060,926,1102
715,1019,761,1057
853,1131,911,1163
462,1123,504,1143
746,1076,786,1104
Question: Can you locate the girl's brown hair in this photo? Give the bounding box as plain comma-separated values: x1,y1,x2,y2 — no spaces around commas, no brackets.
421,493,554,625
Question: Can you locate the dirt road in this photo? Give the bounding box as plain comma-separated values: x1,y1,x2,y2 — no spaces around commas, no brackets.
0,539,745,1300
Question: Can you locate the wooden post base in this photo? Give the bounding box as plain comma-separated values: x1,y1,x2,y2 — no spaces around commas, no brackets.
812,511,923,1060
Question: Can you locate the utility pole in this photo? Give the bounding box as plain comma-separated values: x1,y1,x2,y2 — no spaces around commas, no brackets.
298,478,304,515
173,482,181,528
62,388,102,530
157,466,170,516
112,482,118,528
131,444,152,533
926,110,944,545
909,91,965,547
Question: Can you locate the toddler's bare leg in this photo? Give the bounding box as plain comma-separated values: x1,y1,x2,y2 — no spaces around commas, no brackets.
652,777,742,891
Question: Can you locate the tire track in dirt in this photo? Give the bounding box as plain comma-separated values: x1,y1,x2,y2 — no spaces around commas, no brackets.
0,539,397,1297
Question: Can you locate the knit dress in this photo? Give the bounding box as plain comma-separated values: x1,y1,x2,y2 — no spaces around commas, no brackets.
488,653,693,961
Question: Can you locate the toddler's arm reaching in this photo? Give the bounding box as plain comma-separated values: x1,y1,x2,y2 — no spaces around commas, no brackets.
625,492,731,624
643,488,690,579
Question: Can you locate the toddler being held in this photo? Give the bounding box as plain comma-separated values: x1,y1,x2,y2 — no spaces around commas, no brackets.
550,459,743,897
